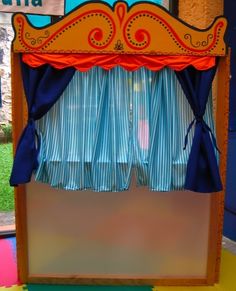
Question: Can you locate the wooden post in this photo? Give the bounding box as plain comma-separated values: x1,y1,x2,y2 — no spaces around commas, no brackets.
11,52,29,283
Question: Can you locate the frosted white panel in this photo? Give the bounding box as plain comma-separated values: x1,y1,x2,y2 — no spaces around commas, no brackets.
26,180,210,277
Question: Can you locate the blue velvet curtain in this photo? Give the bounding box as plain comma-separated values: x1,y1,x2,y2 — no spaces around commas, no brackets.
175,65,222,193
10,60,75,186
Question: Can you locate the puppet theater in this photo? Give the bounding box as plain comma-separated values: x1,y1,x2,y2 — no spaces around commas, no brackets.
9,0,229,286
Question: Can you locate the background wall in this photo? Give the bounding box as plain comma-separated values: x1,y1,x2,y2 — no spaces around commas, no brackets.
179,0,223,28
0,13,13,127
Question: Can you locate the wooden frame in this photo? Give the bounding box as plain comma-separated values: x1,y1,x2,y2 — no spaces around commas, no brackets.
11,1,229,286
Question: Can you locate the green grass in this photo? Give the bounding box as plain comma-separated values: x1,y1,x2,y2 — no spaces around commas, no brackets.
0,143,14,211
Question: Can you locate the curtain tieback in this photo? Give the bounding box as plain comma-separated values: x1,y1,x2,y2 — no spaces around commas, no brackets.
184,117,220,153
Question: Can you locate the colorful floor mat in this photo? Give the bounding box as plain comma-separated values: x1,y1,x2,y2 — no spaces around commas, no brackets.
154,249,236,291
26,287,151,291
0,286,25,291
0,285,24,291
0,237,18,288
1,236,236,290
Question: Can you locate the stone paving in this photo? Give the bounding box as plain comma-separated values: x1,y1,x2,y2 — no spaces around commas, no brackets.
0,211,15,227
0,22,13,126
222,236,236,255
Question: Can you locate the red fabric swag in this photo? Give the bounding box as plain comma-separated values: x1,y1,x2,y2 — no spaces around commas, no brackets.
22,53,216,71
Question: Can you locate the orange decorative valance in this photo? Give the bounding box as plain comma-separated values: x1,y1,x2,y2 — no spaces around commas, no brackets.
12,1,227,56
22,53,216,71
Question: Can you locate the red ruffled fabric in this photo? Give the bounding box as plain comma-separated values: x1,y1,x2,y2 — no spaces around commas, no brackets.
22,53,216,71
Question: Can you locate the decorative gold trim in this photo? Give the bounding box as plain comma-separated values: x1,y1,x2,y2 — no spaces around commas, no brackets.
12,1,227,56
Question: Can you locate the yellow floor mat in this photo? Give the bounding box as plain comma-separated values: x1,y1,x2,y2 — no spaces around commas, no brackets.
0,286,26,291
154,249,236,291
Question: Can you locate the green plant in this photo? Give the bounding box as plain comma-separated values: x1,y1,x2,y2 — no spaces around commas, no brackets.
1,123,12,142
0,143,14,211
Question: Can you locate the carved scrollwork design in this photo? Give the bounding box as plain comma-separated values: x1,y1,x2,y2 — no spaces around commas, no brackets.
184,33,213,48
16,11,115,51
25,30,50,46
37,30,50,44
12,3,226,55
87,11,116,49
123,12,152,50
24,32,36,46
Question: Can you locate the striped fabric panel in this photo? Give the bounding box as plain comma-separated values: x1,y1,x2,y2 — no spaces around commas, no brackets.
35,67,216,192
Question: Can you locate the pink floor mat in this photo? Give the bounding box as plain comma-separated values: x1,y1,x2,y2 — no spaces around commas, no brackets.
0,237,19,287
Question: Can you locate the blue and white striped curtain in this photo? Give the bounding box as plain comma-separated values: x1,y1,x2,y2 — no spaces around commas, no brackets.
35,67,215,191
